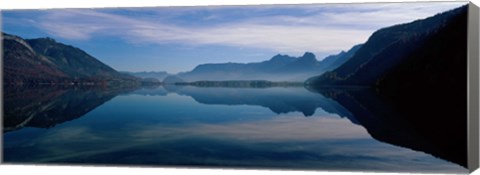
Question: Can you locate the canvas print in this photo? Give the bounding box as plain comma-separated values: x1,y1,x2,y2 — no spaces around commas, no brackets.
1,1,473,173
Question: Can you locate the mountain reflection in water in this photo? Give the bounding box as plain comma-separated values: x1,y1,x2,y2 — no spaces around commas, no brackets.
2,85,467,173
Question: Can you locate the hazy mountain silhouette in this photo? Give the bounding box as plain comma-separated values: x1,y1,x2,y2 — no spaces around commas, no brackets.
2,33,138,85
123,71,169,82
178,47,361,82
317,44,363,72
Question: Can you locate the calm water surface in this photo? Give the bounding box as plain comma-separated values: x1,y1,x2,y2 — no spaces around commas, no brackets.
3,86,467,173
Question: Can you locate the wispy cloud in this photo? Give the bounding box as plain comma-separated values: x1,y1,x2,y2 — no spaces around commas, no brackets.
18,2,467,53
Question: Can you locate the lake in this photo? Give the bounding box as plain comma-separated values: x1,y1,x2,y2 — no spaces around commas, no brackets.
2,85,468,173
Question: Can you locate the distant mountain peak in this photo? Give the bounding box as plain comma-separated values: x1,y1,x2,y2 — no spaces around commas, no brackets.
298,52,317,62
302,52,315,58
269,54,293,62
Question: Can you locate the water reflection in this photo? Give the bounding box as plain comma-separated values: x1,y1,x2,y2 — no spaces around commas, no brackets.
3,86,136,132
2,85,467,173
307,87,467,168
133,86,355,119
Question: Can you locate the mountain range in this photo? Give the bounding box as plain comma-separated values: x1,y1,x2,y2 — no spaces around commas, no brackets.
2,33,139,86
176,45,361,82
3,32,363,84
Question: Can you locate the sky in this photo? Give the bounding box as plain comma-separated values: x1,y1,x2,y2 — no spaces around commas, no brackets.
1,2,467,73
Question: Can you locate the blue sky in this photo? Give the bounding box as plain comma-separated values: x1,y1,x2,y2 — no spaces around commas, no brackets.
2,2,467,73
